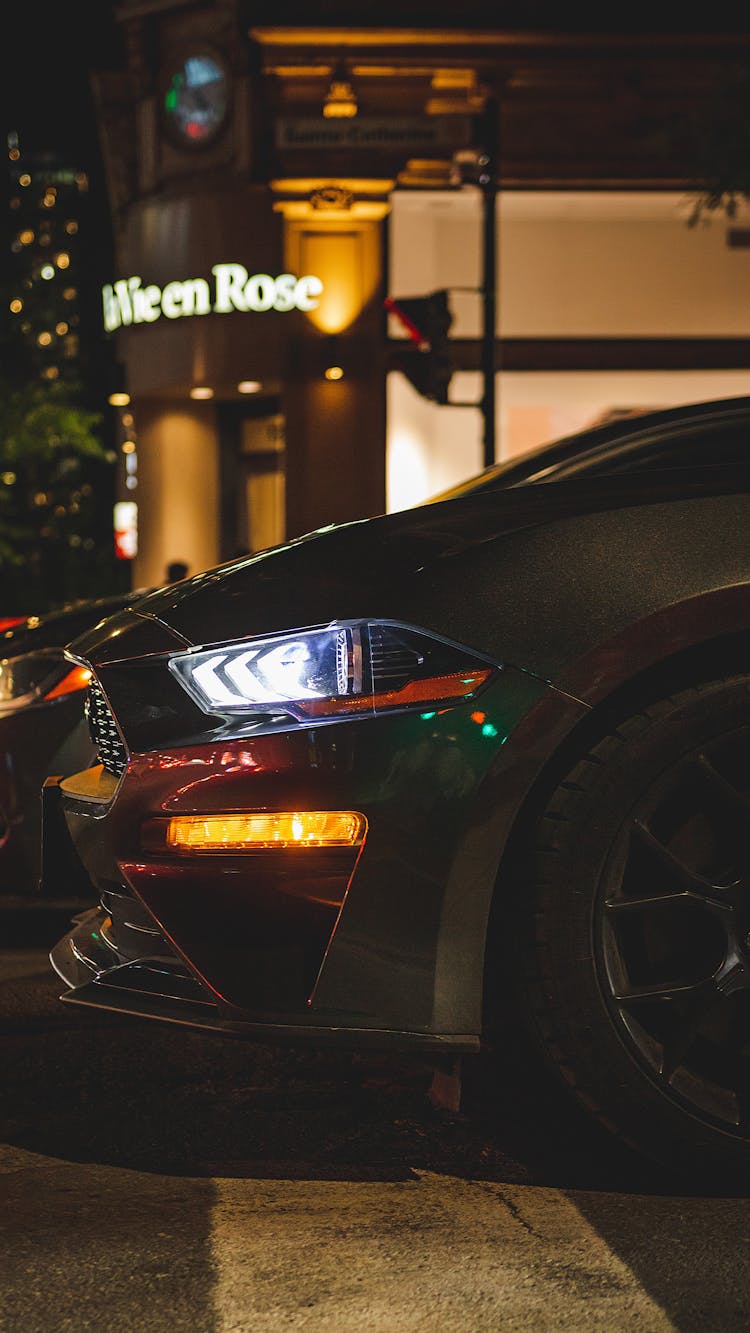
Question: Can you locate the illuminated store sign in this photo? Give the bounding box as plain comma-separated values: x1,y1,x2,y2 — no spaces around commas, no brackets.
102,263,323,333
113,501,138,559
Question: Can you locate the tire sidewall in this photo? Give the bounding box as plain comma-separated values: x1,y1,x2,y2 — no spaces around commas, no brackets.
517,675,750,1180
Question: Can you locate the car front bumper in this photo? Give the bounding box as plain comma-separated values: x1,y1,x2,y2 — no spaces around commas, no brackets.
50,901,477,1051
48,663,587,1049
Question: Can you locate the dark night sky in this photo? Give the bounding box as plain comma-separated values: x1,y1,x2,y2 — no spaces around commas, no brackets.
8,0,121,161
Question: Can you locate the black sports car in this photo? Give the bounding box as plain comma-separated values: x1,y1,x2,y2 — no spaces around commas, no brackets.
49,396,750,1179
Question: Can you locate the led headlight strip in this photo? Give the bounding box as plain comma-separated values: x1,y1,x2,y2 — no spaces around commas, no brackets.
169,621,495,724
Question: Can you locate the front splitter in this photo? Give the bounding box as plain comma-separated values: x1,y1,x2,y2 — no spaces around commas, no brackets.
50,908,478,1053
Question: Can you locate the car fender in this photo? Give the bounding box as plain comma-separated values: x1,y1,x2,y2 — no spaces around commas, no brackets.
438,584,750,1039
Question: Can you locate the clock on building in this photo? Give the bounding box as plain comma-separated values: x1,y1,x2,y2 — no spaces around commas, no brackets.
162,52,229,146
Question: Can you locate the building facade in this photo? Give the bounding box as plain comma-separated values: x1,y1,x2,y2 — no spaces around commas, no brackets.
90,5,750,586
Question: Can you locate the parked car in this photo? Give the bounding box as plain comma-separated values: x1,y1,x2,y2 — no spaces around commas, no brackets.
0,591,145,893
49,396,750,1179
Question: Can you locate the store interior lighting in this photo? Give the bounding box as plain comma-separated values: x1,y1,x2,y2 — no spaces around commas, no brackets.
323,70,357,118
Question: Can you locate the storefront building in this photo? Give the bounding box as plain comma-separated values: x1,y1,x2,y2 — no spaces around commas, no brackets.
93,7,750,586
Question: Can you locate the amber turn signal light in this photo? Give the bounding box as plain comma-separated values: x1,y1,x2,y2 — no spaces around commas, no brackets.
45,665,93,700
166,810,367,851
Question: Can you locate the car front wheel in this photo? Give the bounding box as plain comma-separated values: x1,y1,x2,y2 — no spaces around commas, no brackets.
509,674,750,1182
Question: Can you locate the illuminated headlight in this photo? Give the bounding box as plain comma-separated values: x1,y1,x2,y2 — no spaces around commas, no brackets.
168,621,496,723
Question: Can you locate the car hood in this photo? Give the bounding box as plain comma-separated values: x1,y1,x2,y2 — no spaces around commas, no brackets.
68,465,749,679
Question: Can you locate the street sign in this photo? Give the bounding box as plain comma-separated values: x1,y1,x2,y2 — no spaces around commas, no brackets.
275,117,472,152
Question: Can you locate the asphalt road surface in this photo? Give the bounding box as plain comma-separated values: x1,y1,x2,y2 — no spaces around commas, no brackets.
2,899,750,1332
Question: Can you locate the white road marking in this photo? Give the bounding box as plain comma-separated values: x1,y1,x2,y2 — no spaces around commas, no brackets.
0,1143,52,1174
210,1171,675,1331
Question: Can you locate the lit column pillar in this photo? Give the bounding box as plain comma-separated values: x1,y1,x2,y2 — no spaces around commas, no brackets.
132,397,219,588
272,180,392,538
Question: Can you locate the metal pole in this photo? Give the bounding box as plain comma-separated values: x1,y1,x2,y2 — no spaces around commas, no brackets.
480,98,497,469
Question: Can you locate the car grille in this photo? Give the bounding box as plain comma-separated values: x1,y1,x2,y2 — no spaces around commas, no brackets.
86,679,128,777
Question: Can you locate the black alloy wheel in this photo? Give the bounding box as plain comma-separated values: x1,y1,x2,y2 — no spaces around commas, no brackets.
509,675,750,1181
